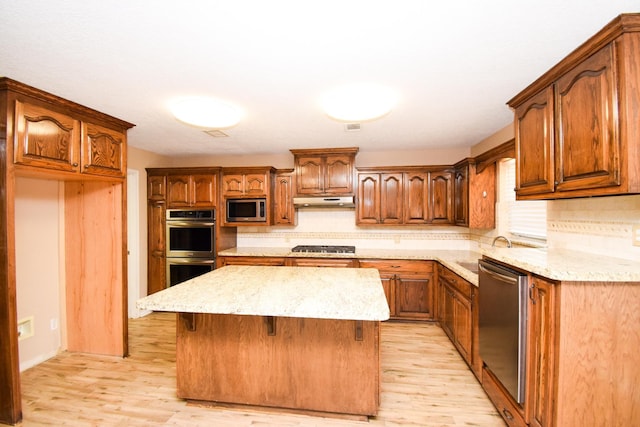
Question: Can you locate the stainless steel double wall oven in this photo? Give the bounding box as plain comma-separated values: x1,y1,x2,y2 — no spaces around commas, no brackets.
165,209,216,287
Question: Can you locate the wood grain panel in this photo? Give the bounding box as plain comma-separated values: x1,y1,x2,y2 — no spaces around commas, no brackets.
176,313,380,416
65,181,125,356
555,282,640,426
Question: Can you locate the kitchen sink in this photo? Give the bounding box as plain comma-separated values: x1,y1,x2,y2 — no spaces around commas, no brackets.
456,261,479,274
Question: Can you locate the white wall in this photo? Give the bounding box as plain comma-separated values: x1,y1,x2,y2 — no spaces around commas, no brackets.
15,177,63,371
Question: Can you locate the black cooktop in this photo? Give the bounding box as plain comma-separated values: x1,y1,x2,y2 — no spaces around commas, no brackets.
291,245,356,254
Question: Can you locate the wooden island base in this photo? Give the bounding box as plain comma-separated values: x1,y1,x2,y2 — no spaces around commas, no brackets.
176,313,381,418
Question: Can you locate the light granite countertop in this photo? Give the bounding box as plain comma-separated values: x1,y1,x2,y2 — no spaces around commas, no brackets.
219,247,484,285
480,247,640,282
218,246,640,284
137,265,390,321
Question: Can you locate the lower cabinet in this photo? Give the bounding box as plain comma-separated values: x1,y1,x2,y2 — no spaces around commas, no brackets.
360,260,434,320
437,265,474,368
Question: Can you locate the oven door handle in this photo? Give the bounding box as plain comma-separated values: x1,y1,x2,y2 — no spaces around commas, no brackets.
167,221,215,227
167,258,216,264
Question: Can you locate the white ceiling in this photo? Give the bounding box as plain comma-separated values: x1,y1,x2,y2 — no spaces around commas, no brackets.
1,1,637,157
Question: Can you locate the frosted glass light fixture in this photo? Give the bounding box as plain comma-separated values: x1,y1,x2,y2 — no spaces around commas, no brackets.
321,83,396,122
169,96,243,128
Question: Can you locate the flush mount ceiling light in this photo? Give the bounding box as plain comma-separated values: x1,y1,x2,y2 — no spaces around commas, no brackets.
169,96,243,128
321,83,397,122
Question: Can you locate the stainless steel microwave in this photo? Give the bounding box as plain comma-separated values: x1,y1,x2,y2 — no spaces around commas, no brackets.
226,198,266,223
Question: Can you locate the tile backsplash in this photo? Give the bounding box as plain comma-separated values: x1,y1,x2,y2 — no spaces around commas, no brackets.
546,194,640,261
237,194,640,261
237,208,474,251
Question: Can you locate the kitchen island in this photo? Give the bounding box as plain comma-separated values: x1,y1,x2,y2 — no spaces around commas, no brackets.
136,265,390,419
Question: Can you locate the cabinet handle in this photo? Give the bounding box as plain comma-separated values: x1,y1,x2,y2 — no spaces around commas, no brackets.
502,408,514,421
530,284,536,304
72,163,79,167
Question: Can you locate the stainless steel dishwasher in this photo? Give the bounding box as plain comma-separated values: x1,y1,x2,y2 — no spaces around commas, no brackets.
478,259,528,404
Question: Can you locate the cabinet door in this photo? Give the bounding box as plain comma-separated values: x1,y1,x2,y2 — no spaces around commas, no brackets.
192,174,216,207
454,164,469,226
528,277,556,427
167,175,192,207
324,154,354,194
14,100,81,172
453,291,472,364
244,172,268,196
148,175,166,201
515,86,555,197
380,173,403,224
82,122,126,177
147,201,166,295
404,172,429,224
378,274,395,318
395,274,434,319
555,43,620,193
221,174,245,197
441,284,455,339
295,156,324,195
274,172,296,225
357,173,381,224
429,171,453,224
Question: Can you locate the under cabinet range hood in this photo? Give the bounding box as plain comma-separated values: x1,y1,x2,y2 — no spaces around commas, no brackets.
293,196,355,208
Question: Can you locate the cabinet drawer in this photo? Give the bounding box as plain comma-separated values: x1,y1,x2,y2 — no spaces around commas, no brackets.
438,265,472,299
287,258,358,268
360,259,433,275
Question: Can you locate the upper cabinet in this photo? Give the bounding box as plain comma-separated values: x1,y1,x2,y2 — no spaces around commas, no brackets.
508,14,640,200
290,147,358,196
222,167,273,198
10,82,132,180
356,167,454,226
273,169,297,226
167,173,217,208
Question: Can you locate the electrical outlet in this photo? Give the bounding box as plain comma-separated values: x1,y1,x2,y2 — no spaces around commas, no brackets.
18,317,34,340
50,318,58,330
633,224,640,247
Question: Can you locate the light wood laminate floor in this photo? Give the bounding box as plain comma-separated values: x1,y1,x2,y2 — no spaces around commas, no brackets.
18,312,505,426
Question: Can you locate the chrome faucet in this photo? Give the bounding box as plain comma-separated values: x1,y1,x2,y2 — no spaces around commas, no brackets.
492,235,512,248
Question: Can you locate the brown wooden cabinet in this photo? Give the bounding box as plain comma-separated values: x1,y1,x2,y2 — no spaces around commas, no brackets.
290,147,358,196
356,167,452,226
356,172,403,225
273,169,296,225
403,171,430,224
167,173,216,208
360,260,434,320
14,100,127,178
221,167,273,198
527,276,555,427
147,201,166,295
508,14,640,200
0,78,134,424
428,170,454,224
437,265,474,366
454,159,497,229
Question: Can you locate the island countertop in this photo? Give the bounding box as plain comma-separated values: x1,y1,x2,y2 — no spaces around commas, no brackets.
136,265,390,321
